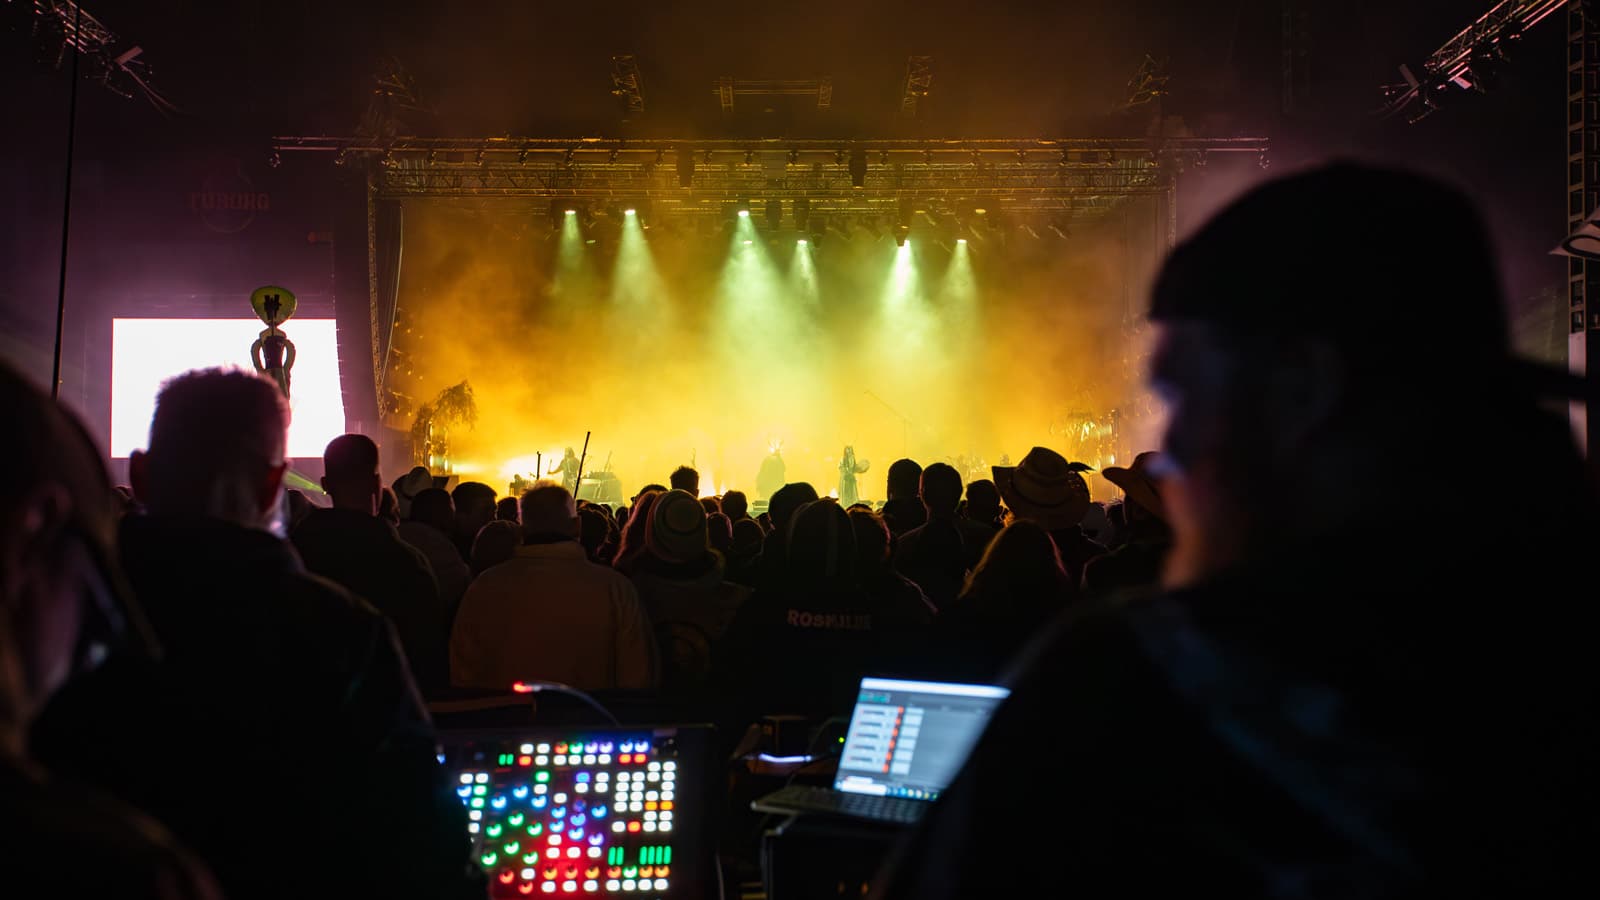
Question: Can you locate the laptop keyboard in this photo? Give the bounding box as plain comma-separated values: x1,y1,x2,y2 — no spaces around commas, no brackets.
756,784,927,825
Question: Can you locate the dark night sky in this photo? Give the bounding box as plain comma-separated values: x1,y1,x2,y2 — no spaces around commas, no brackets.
0,0,1574,384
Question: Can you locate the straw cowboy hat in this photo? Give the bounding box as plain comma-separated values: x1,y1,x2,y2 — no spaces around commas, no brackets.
391,465,450,517
1102,451,1166,522
992,447,1093,531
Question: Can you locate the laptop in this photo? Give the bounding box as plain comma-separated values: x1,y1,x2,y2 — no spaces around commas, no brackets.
438,725,713,898
751,677,1010,826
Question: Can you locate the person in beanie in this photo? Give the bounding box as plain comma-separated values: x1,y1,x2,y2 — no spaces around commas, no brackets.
877,164,1600,898
628,490,748,692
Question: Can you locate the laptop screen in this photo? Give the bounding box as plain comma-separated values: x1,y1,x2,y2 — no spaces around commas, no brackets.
833,677,1010,801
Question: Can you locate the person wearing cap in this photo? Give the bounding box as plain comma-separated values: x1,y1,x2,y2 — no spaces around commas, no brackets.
37,368,476,900
627,490,749,692
876,165,1599,898
1081,451,1173,597
450,481,656,691
991,446,1105,586
0,362,221,899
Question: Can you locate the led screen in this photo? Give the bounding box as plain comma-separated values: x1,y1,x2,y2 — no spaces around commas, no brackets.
110,318,344,458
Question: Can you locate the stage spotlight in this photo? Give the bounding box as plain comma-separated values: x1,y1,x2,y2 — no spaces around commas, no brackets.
736,199,752,218
897,198,916,229
849,147,867,188
793,198,810,231
743,239,754,245
894,225,910,247
625,207,637,215
796,238,808,246
677,147,695,188
788,149,800,166
765,199,783,230
956,238,968,244
565,208,577,216
744,149,755,166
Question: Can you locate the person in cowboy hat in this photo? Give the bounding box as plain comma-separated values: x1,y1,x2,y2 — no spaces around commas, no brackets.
991,446,1105,586
1082,450,1173,597
876,165,1599,899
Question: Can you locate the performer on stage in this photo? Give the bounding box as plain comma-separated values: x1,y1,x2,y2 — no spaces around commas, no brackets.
548,447,580,494
755,442,786,500
837,445,870,507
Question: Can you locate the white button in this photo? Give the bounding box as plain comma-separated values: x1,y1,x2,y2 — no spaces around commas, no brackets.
587,846,601,859
647,762,660,771
598,754,611,764
583,754,596,764
663,762,676,772
554,755,566,765
642,822,657,832
622,880,636,892
575,783,589,794
644,811,656,821
476,774,490,783
535,755,548,765
646,773,659,783
554,793,567,804
459,774,474,784
646,791,658,801
520,744,534,754
660,812,672,823
605,881,619,891
654,879,668,891
522,868,536,880
469,810,483,821
541,883,555,894
583,880,598,892
537,743,551,754
534,784,548,795
467,823,479,833
611,821,625,833
661,791,674,802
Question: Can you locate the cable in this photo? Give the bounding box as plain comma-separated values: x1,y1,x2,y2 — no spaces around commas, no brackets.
511,680,621,725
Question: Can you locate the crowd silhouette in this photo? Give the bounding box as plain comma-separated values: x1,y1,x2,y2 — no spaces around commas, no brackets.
2,165,1595,898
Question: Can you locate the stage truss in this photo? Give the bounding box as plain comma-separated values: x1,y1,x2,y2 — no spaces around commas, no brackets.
272,136,1269,229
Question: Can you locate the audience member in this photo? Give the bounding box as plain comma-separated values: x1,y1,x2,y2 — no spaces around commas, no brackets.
397,487,471,618
450,482,656,691
37,369,472,900
880,458,927,536
721,500,925,717
699,495,721,517
0,362,222,899
578,506,613,564
992,446,1104,585
378,486,401,526
669,466,699,496
935,520,1074,680
495,496,520,522
292,434,449,693
612,489,663,575
391,465,445,520
755,512,773,533
892,462,968,610
849,509,935,625
957,478,1003,569
879,164,1600,898
628,491,748,691
450,481,497,560
754,482,819,588
1082,452,1172,596
706,511,733,556
725,518,765,587
469,519,521,575
720,489,750,522
284,487,315,531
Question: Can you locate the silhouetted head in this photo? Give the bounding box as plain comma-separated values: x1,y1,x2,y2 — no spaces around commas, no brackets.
699,496,721,517
471,520,522,574
920,463,963,519
787,500,856,583
321,434,382,514
669,466,699,495
519,481,578,541
452,481,497,544
578,508,611,561
960,520,1071,617
965,479,1001,521
721,490,750,521
847,508,892,568
647,490,709,565
378,487,400,525
768,482,820,535
130,368,287,529
886,459,922,500
1148,163,1555,585
409,487,454,533
496,496,521,523
731,518,764,555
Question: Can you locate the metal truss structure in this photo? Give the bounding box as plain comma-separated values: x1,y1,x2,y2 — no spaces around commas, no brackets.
276,136,1268,226
901,56,934,117
611,55,644,115
714,77,833,113
19,0,176,112
1379,0,1566,122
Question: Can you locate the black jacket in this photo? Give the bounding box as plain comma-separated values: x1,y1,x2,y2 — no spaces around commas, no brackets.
34,516,478,900
292,507,450,693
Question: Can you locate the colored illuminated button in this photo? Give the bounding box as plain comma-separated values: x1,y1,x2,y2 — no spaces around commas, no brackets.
519,755,533,766
536,771,551,783
611,822,625,833
456,786,472,798
500,869,517,884
583,880,598,892
509,813,526,826
654,879,668,890
486,823,503,837
605,880,620,891
513,786,530,799
518,883,536,895
505,842,520,855
481,852,498,867
523,852,539,865
541,883,556,894
475,786,488,796
660,801,673,811
527,823,543,836
627,822,641,833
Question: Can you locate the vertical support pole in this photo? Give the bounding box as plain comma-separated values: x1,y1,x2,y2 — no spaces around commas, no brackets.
1568,1,1600,467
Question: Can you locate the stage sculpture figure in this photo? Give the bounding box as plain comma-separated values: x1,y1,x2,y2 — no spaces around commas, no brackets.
755,443,786,501
548,447,580,494
837,446,870,507
249,285,297,399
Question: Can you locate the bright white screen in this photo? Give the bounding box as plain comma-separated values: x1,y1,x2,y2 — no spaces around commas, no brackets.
111,318,345,459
